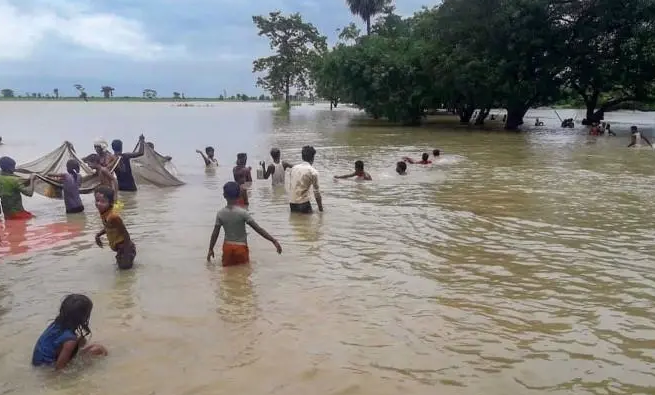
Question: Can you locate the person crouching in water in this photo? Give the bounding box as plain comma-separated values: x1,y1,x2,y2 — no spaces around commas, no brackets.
334,160,372,180
0,156,36,220
396,161,407,175
94,186,136,270
32,294,107,370
207,182,281,265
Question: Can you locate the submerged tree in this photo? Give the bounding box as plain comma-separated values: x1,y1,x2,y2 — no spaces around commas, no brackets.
252,11,327,108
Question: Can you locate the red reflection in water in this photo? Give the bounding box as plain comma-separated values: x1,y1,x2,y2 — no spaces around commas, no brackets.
0,219,83,258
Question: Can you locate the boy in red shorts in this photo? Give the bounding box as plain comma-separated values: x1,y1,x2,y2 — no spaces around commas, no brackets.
207,182,281,266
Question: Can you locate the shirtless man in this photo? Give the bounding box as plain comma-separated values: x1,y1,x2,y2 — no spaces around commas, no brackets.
84,154,118,195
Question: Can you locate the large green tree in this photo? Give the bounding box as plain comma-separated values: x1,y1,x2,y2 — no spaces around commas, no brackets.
1,89,14,98
101,86,115,98
252,12,327,108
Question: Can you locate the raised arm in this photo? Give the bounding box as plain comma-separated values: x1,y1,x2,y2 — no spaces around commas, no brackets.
121,135,146,159
196,150,211,166
402,156,416,164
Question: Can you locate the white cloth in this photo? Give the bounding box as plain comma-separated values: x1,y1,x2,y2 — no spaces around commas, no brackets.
271,162,285,187
288,162,319,204
94,138,108,150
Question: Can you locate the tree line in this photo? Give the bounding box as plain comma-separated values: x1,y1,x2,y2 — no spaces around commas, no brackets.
252,0,655,129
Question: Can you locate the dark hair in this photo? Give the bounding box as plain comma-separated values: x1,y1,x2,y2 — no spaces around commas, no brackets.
223,181,240,200
111,139,123,152
66,159,80,180
205,146,214,153
422,153,429,161
94,185,115,206
631,125,638,131
301,146,316,163
0,156,16,172
355,160,364,170
396,161,407,171
433,149,440,156
54,294,93,338
270,148,281,160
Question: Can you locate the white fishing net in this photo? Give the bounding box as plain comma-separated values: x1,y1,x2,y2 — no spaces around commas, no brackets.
15,140,183,199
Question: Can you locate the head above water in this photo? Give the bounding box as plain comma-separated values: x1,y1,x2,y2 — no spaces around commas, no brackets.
270,148,281,161
94,185,115,213
422,153,429,162
301,145,316,164
631,125,638,132
355,160,364,172
93,139,108,155
0,156,16,173
223,181,241,201
396,161,407,174
111,139,123,153
55,294,93,337
66,159,80,174
236,153,247,166
205,146,214,157
433,149,440,157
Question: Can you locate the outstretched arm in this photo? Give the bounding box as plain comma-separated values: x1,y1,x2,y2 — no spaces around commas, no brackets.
402,156,416,164
282,161,294,170
248,220,282,254
19,175,36,197
334,172,356,179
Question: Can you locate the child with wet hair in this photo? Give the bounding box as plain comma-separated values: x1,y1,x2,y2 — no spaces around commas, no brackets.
207,181,281,265
196,146,218,167
49,159,84,213
94,185,136,269
84,153,118,195
396,161,407,175
32,294,107,370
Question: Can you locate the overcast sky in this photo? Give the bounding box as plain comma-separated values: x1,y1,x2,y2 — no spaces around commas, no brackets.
0,0,433,97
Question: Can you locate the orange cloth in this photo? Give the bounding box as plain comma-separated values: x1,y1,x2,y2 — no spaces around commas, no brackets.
100,210,125,250
222,243,249,266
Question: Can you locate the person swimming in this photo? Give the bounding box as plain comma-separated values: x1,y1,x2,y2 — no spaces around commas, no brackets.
196,146,218,167
206,181,282,265
94,185,136,270
403,153,432,165
396,161,407,175
260,148,293,187
32,294,107,370
433,149,441,159
628,126,652,147
0,156,36,220
334,160,372,181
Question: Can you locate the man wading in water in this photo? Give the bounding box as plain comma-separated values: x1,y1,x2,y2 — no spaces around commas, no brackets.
288,145,323,214
111,135,145,192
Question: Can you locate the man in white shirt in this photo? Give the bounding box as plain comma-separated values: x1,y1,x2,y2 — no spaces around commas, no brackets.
288,145,323,213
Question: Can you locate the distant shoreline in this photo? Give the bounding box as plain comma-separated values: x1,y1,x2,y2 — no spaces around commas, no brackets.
0,97,278,103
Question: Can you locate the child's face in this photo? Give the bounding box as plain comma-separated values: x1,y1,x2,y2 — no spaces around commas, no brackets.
94,192,111,213
206,149,214,158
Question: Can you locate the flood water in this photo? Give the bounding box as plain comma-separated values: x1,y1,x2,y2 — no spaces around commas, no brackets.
1,102,655,394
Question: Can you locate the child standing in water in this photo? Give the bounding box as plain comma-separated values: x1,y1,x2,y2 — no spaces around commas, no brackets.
207,182,281,266
233,153,252,183
84,154,118,196
32,294,107,370
0,156,36,220
94,186,136,270
260,148,293,187
196,147,218,167
334,160,372,180
50,159,84,214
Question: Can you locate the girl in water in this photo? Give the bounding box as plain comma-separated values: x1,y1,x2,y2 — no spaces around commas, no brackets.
32,294,107,370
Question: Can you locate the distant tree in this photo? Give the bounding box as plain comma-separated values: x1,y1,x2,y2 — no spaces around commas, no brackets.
235,93,242,100
73,84,87,101
53,88,59,99
252,12,327,108
181,93,186,99
37,93,42,98
25,92,31,98
218,95,225,100
1,89,14,98
241,94,249,101
346,0,391,35
258,94,266,101
229,95,236,100
32,93,37,98
173,92,181,99
45,93,51,98
143,89,157,99
100,86,115,98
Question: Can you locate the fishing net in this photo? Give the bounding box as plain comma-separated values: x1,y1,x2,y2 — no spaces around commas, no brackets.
131,142,184,187
14,140,183,199
15,143,122,198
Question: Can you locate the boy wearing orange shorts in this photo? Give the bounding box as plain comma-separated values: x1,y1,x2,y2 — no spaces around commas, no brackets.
207,182,281,266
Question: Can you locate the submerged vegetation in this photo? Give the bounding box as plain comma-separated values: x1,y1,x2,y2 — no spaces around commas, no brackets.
253,0,655,129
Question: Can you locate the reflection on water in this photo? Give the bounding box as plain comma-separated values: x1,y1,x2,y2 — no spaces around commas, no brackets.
1,103,655,394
